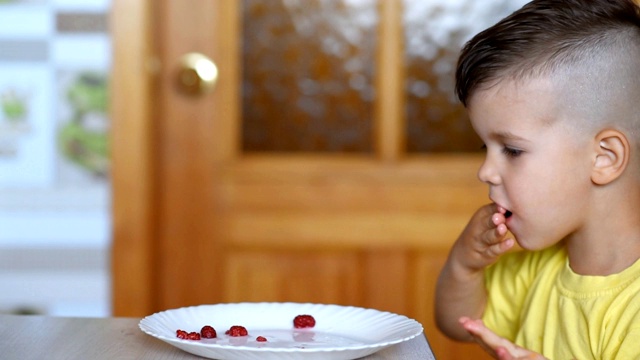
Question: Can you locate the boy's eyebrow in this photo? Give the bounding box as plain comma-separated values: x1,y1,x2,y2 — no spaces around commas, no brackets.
489,131,529,142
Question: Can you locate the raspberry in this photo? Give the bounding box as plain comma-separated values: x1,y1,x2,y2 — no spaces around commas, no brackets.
200,325,217,339
225,325,248,337
176,329,188,339
293,314,316,329
256,336,267,342
187,331,201,340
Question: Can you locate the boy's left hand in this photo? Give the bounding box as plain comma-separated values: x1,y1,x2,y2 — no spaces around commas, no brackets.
459,317,548,360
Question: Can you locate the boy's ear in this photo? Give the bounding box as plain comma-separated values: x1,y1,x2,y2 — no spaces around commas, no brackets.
591,129,629,185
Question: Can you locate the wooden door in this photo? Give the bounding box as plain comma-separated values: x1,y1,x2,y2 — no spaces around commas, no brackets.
110,1,490,359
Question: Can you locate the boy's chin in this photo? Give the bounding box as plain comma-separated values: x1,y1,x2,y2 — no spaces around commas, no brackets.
514,237,553,252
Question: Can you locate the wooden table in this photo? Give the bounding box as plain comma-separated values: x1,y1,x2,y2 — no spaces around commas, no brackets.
0,314,436,360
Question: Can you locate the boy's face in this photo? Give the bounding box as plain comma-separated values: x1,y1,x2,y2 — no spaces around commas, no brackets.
468,77,595,250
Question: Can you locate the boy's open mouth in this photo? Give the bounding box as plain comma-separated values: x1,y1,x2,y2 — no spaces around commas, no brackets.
504,210,513,218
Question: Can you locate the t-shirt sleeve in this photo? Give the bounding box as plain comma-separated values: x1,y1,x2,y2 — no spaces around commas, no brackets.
482,248,553,340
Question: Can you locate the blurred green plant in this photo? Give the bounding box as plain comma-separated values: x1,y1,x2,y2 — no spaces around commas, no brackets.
58,72,110,178
67,73,108,114
1,90,28,123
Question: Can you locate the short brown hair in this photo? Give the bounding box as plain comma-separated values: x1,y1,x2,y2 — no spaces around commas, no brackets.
455,0,640,107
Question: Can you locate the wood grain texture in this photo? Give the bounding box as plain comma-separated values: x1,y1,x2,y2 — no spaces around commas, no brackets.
152,0,232,309
110,0,157,316
375,0,404,160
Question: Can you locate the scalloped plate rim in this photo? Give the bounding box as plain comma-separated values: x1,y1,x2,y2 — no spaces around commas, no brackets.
139,302,423,358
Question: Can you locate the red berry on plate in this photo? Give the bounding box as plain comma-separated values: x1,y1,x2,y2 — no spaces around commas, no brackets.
293,314,316,328
225,325,248,337
187,331,201,340
176,329,188,339
256,336,267,342
201,325,217,339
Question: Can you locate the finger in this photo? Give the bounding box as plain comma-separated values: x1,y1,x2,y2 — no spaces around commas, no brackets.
492,212,506,226
478,226,499,247
478,224,510,250
459,318,499,357
496,223,508,236
483,210,504,229
462,319,518,354
461,319,544,360
485,238,515,258
496,347,515,360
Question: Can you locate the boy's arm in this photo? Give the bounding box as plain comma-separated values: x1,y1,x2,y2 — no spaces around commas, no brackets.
434,204,514,341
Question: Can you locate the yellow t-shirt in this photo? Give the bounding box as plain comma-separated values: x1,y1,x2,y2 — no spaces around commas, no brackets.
483,244,640,360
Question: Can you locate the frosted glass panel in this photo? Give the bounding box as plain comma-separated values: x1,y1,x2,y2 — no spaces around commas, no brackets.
404,0,529,152
242,0,378,153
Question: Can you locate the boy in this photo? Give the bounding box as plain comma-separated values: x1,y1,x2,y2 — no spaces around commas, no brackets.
434,0,640,359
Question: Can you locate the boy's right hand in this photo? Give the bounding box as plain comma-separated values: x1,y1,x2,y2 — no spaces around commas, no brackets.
450,203,515,275
435,203,515,341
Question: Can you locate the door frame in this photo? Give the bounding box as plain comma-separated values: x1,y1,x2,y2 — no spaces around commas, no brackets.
110,0,157,316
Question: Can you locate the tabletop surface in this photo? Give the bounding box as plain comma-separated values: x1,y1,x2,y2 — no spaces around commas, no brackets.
0,314,436,360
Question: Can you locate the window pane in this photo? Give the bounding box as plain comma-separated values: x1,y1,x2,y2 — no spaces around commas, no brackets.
404,0,528,152
0,0,111,317
242,0,378,153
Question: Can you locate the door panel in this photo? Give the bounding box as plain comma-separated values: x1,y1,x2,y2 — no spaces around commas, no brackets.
225,251,362,304
111,1,492,359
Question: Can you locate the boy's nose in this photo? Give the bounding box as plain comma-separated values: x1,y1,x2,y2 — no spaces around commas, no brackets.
477,157,501,185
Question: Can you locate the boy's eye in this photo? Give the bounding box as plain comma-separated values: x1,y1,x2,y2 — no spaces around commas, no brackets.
481,144,523,157
502,146,523,157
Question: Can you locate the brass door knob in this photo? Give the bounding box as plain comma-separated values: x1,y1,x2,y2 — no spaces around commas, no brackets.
176,52,218,96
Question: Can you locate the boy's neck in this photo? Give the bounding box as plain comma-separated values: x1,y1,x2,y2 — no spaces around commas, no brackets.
565,188,640,276
567,240,640,276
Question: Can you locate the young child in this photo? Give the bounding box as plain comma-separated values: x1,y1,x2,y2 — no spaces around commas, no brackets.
434,0,640,359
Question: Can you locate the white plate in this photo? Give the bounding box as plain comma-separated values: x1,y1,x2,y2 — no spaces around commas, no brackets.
139,302,423,360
